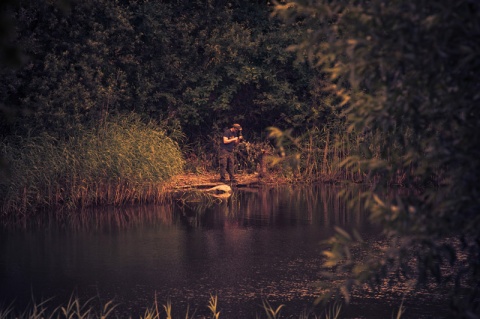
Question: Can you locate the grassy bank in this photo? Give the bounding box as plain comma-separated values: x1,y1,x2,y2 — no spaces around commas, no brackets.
0,115,184,217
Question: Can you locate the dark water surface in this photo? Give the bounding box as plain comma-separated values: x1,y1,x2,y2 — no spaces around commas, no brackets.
0,185,448,318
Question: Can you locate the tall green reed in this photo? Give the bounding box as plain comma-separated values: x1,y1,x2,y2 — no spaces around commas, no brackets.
0,114,185,216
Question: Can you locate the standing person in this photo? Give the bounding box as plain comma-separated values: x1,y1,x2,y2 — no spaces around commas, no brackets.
219,123,243,183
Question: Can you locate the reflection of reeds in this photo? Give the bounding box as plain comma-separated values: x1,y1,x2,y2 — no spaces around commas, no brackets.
232,185,368,228
0,114,184,216
2,204,179,231
1,185,369,232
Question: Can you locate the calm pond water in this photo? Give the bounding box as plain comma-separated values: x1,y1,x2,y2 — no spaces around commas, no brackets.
0,185,449,318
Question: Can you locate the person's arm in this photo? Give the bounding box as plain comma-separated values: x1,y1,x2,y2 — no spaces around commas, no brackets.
223,135,239,144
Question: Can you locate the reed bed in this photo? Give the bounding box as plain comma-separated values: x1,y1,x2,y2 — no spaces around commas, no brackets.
299,126,379,183
265,125,369,183
0,115,184,217
266,125,418,186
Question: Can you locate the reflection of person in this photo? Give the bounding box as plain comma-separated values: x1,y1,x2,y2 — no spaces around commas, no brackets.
219,123,243,183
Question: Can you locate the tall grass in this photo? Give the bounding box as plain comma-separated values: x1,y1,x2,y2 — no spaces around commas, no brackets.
265,125,368,183
0,294,407,319
0,114,185,216
0,295,350,319
299,125,372,183
266,125,416,185
0,295,116,319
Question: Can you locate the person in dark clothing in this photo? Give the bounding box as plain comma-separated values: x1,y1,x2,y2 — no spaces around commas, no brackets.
219,123,243,183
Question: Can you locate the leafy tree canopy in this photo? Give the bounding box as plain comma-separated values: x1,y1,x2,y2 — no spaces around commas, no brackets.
1,0,329,144
274,0,480,316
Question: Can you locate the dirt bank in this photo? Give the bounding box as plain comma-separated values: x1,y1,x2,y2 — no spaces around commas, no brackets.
164,171,286,189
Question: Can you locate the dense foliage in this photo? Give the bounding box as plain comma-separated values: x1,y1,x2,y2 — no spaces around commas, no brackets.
0,0,339,212
274,0,480,316
0,0,327,143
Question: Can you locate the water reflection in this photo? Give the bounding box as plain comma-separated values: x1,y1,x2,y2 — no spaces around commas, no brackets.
0,185,446,318
174,185,370,233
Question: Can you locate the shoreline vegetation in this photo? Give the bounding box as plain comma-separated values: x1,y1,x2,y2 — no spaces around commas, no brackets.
0,114,389,219
0,114,187,218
